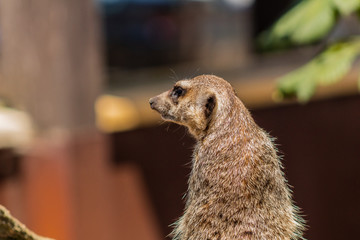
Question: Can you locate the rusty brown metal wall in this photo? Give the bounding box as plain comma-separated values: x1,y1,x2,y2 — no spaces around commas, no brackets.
0,132,163,240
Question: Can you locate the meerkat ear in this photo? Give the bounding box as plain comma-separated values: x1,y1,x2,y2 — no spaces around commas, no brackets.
204,94,216,118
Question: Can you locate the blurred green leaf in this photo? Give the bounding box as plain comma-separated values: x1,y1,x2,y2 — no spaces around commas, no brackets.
332,0,360,15
258,0,360,49
259,0,336,48
297,78,317,102
277,38,360,102
273,0,335,44
315,42,360,84
277,60,318,101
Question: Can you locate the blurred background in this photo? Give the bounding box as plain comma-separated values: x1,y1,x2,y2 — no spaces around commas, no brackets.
0,0,359,239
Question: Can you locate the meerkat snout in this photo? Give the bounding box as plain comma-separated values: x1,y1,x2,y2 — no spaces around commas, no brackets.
149,97,157,109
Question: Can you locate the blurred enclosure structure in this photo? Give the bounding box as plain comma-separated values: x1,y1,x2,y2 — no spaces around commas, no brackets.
0,0,359,240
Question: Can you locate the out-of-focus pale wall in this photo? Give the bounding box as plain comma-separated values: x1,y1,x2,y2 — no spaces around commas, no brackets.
0,0,103,131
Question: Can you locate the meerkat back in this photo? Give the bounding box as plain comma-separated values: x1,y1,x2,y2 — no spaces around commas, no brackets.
149,75,305,240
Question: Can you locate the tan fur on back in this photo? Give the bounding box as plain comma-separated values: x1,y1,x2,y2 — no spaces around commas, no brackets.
149,75,305,240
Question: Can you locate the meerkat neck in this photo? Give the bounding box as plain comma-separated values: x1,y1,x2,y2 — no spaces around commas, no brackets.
202,99,255,149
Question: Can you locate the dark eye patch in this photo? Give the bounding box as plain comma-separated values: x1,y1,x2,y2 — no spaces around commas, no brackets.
171,86,186,99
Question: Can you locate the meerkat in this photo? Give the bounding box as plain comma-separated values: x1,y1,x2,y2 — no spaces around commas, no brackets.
149,75,305,240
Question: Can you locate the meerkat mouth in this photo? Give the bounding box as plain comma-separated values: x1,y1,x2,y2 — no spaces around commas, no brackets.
160,113,175,121
151,106,175,121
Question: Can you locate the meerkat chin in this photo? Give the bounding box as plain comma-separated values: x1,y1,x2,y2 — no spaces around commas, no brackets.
149,75,305,240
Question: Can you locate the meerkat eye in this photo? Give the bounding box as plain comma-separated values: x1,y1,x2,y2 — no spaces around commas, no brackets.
171,86,186,98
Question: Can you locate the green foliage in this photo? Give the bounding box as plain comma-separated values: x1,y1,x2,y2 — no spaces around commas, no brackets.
258,0,360,102
332,0,360,15
259,0,335,48
277,38,360,102
259,0,360,48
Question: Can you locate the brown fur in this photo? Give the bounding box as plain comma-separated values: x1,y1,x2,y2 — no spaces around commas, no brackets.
149,75,305,240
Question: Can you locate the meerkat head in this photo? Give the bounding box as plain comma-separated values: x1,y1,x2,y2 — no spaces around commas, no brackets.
149,75,237,139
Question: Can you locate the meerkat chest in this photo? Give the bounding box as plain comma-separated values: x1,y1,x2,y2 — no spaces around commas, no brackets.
190,151,245,200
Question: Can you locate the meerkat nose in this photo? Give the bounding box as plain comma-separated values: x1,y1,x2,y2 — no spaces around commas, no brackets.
149,97,156,109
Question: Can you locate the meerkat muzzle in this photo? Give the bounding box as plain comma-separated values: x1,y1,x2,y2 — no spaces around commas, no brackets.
149,97,157,110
